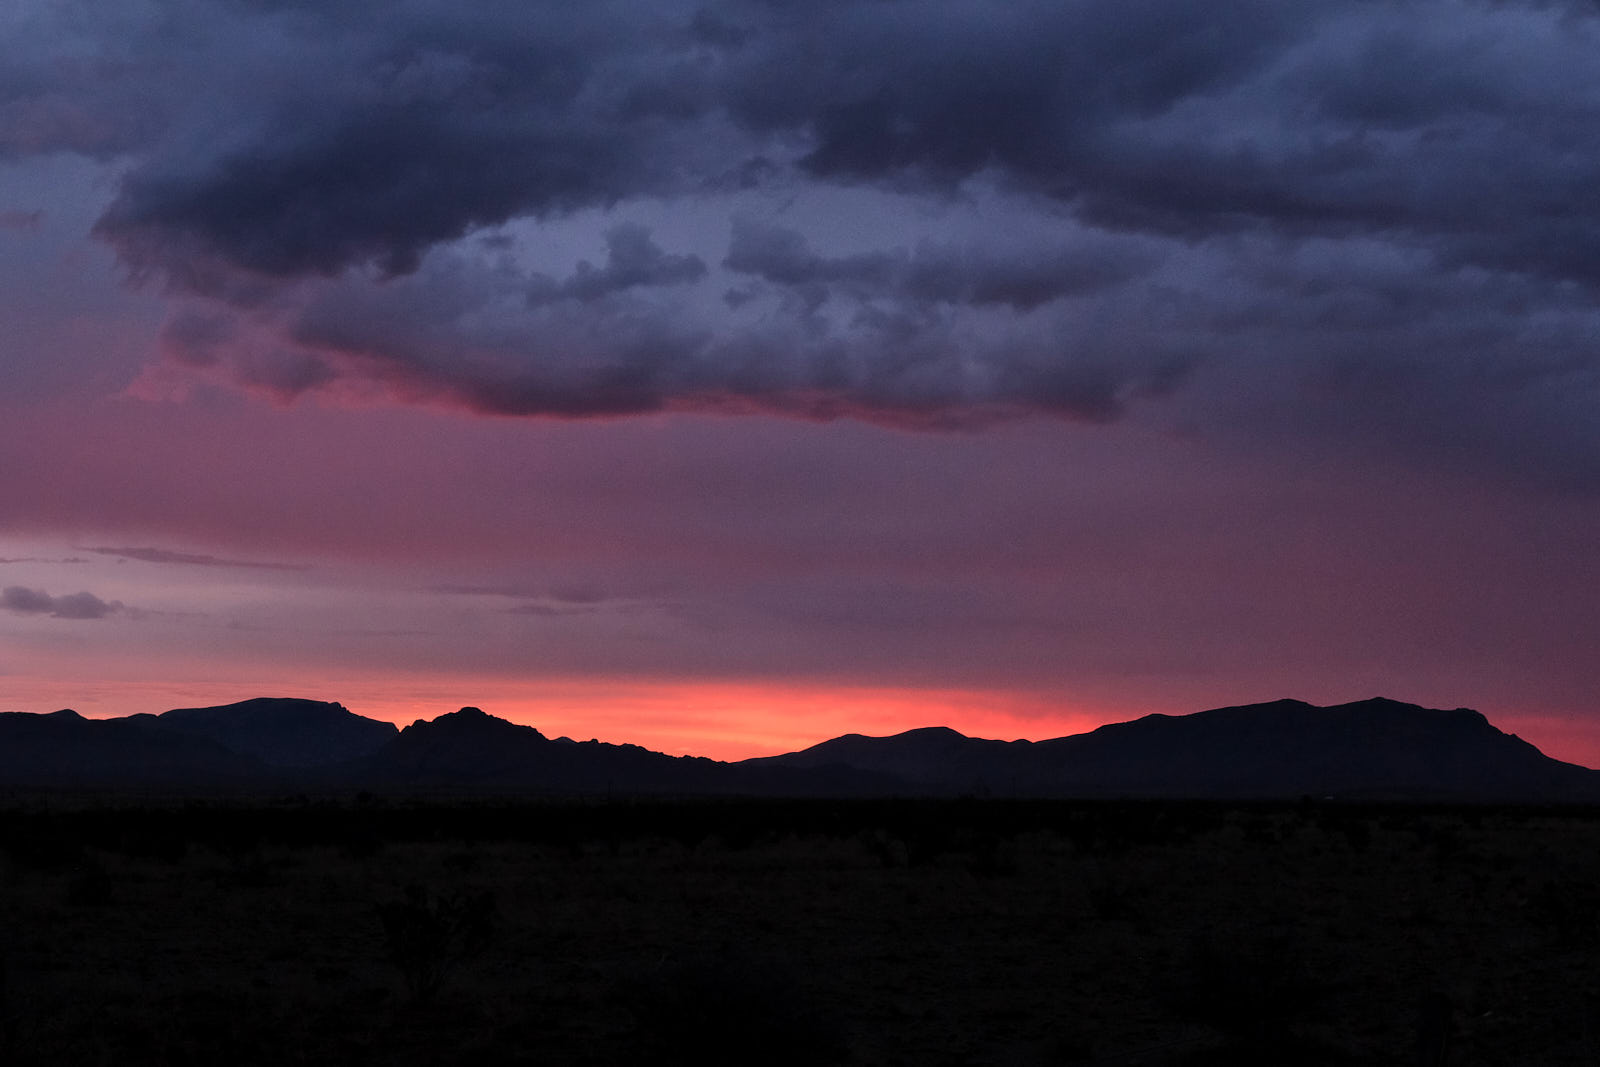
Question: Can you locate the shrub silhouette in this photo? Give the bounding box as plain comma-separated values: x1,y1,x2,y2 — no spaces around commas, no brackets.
376,883,496,1004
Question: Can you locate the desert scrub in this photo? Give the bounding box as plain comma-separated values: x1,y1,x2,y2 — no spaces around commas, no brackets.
376,883,497,1004
1167,929,1337,1062
620,950,846,1067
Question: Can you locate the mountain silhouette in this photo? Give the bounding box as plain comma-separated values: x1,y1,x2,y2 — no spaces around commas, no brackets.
749,697,1600,801
339,706,897,795
142,697,398,768
0,696,1595,799
344,706,738,792
0,708,267,786
751,725,1024,793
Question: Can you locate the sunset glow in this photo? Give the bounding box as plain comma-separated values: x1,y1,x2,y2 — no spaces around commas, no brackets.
3,0,1599,769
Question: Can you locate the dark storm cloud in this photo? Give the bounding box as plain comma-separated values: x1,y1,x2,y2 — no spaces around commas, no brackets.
1,585,122,619
17,0,1600,282
77,1,703,282
98,101,632,282
7,0,1600,480
725,0,1312,186
708,0,1600,292
35,0,1309,278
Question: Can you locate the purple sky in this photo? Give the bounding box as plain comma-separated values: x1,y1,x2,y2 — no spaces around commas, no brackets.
2,0,1598,761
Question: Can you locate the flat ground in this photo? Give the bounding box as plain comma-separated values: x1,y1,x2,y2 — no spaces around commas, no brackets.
2,797,1598,1065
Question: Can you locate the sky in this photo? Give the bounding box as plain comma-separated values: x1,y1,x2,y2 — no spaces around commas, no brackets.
2,0,1598,763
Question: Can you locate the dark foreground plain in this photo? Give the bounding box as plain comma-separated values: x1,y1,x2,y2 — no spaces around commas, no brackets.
3,797,1599,1065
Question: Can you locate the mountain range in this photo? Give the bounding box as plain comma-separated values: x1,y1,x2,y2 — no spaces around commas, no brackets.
1,696,1596,801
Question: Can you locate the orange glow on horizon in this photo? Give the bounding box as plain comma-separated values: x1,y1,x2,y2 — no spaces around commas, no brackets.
370,680,1128,762
241,677,1130,762
10,671,1125,762
10,671,1599,769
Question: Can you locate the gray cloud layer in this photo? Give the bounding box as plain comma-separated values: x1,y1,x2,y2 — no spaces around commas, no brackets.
5,0,1600,481
2,585,122,619
84,546,308,570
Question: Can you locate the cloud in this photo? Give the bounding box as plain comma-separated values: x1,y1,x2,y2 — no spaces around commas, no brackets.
723,218,1153,310
195,226,1190,425
437,580,616,612
83,3,693,282
529,223,707,304
4,0,1600,484
436,579,637,618
506,602,600,618
1,586,53,614
548,581,608,604
2,585,122,619
17,2,1600,286
82,546,309,571
67,0,1590,284
48,591,122,620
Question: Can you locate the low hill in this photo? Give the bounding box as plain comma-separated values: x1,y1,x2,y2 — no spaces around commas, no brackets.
757,725,1029,792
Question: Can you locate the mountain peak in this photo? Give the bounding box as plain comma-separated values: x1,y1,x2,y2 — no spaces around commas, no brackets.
403,706,546,740
156,697,397,768
899,725,969,739
411,705,491,728
1339,696,1429,712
